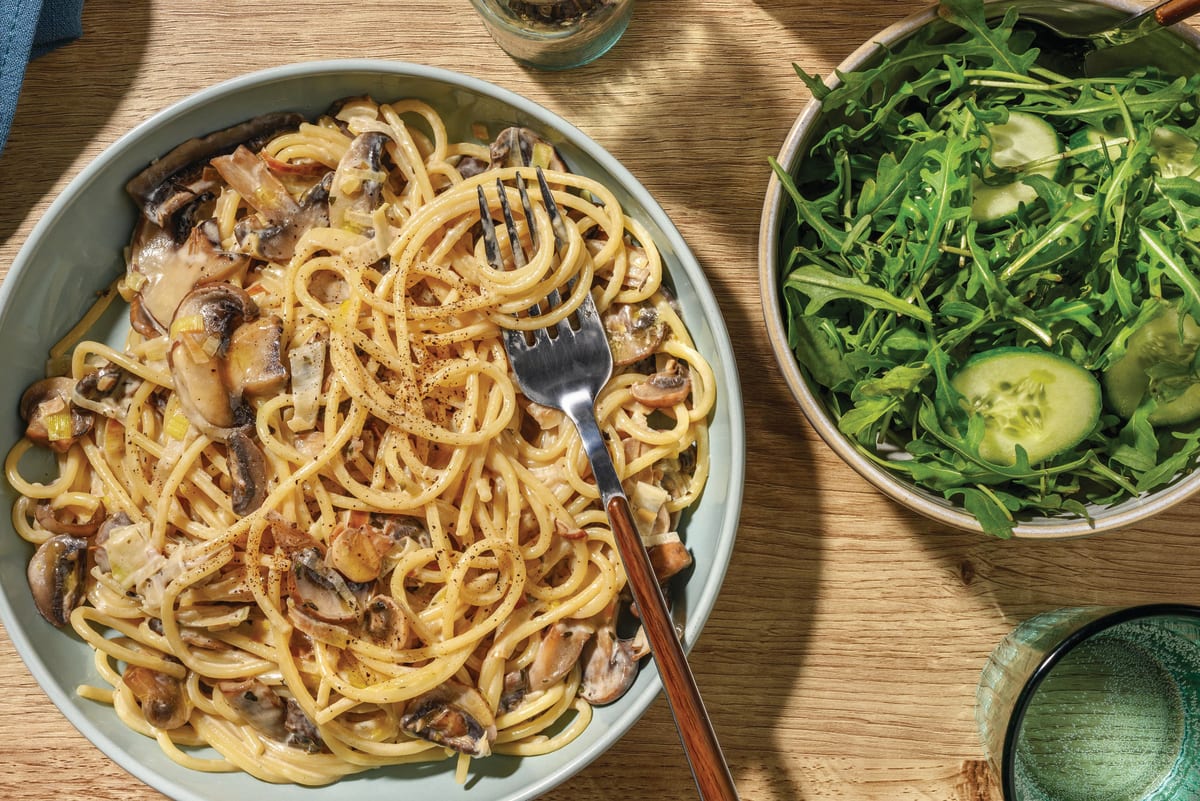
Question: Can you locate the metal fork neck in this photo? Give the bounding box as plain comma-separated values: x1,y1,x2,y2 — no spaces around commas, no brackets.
560,389,625,503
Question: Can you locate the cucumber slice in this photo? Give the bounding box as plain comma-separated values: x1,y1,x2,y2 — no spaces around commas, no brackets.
951,347,1101,465
1103,301,1200,425
1068,126,1125,168
1151,127,1199,179
971,111,1061,223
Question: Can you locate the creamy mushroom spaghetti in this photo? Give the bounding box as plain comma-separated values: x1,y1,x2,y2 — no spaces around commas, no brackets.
6,97,715,785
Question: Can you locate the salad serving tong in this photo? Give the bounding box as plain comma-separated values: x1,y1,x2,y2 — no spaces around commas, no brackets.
1018,0,1200,46
477,169,740,801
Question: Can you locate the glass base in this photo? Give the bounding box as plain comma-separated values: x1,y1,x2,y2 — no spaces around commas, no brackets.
470,0,633,70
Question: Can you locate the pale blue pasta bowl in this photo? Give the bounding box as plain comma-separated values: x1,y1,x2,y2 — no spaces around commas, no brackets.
0,60,745,801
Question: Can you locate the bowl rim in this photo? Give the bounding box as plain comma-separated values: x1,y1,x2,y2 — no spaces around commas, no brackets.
1,58,746,801
757,0,1200,539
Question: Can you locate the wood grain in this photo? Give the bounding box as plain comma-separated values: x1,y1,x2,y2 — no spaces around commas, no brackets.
1,1,1198,799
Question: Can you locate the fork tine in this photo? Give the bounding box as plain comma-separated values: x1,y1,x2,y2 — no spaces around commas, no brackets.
533,166,582,326
496,177,528,270
476,185,503,272
516,172,537,246
536,167,570,252
514,171,565,316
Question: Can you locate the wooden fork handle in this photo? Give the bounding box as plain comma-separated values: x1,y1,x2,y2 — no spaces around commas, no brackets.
607,495,740,801
1155,0,1200,26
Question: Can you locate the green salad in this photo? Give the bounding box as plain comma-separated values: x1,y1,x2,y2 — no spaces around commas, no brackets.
772,0,1200,537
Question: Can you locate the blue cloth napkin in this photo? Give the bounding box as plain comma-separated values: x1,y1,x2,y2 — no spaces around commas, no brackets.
0,0,83,151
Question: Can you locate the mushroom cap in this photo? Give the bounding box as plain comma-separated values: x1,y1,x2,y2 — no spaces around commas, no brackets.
488,127,567,172
579,624,639,705
290,547,363,624
128,217,250,336
125,112,304,227
166,282,262,441
527,620,594,691
630,360,692,407
602,302,667,367
227,428,269,515
19,377,93,452
122,666,191,730
400,681,497,757
27,534,88,627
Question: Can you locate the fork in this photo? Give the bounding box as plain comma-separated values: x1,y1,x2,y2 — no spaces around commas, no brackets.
477,169,740,801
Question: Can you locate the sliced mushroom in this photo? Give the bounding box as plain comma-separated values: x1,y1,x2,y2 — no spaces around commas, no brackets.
456,156,489,179
489,127,567,172
128,217,251,337
526,620,594,691
287,601,352,648
27,534,88,627
290,547,362,624
167,283,260,441
125,112,304,227
622,243,653,292
648,536,693,584
361,594,407,649
400,681,497,757
373,513,431,546
34,499,105,537
326,513,426,583
219,677,286,738
93,511,132,574
630,359,691,407
147,616,226,649
219,678,325,752
20,377,93,452
239,173,332,262
283,697,325,753
227,428,268,515
131,168,221,240
73,363,142,419
123,666,191,730
326,524,393,584
226,315,288,398
498,670,527,714
579,623,638,705
602,302,667,366
211,145,331,262
329,131,389,233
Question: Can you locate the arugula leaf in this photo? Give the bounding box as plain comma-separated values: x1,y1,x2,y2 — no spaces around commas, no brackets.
783,266,934,322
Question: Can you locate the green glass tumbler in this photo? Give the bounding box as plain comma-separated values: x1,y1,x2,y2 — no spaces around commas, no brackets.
469,0,633,70
976,604,1200,801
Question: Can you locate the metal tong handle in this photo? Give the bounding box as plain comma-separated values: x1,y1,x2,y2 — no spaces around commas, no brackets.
1155,0,1200,26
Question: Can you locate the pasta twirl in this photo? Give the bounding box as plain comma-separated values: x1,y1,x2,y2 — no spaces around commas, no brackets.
7,96,713,786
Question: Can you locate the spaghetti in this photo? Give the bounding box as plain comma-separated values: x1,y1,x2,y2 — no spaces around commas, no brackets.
7,96,714,785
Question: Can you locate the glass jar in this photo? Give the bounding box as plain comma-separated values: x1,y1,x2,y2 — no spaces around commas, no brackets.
469,0,634,70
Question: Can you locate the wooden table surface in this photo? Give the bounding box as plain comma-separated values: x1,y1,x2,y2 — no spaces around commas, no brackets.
2,1,1198,799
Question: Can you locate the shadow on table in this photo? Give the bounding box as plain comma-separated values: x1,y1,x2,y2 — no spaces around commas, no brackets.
0,0,149,250
912,493,1200,774
751,0,932,66
927,500,1200,623
507,7,845,796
